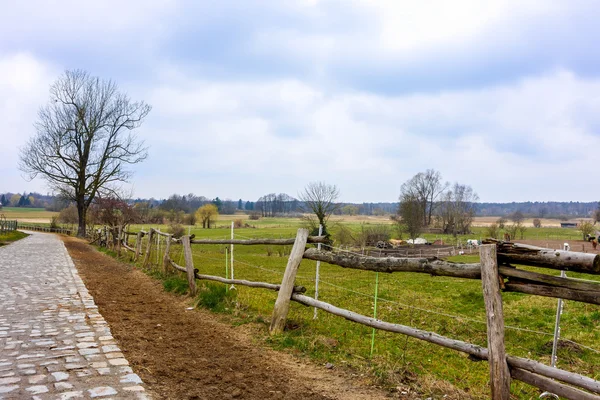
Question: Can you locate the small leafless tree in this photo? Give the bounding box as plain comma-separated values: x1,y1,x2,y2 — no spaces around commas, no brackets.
299,182,340,242
437,183,479,236
19,70,151,237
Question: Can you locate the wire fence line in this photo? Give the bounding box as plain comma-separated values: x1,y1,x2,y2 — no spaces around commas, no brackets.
162,239,600,357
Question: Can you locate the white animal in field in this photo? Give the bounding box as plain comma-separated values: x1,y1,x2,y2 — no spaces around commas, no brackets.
466,239,479,247
563,243,570,251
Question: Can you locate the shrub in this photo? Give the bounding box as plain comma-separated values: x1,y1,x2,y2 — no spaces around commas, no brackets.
532,218,542,228
196,282,235,312
334,225,355,246
484,223,499,239
355,224,391,247
233,219,244,228
183,212,197,226
248,212,261,220
167,223,185,238
50,216,59,229
496,217,506,229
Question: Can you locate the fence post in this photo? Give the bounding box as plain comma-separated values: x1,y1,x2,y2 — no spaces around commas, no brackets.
135,231,143,261
163,234,172,274
230,221,235,289
181,235,197,296
270,228,309,334
479,244,510,400
143,228,155,268
313,224,323,319
117,226,122,257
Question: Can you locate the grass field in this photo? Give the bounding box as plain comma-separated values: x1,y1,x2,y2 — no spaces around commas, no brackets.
0,230,28,245
111,218,600,399
0,207,57,223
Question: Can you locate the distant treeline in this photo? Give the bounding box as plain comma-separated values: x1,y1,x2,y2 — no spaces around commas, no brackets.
1,191,597,219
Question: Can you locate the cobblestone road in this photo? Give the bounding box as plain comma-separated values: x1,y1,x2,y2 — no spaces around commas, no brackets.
0,232,150,399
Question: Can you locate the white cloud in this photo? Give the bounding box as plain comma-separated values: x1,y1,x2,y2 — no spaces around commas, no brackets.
0,53,57,193
128,68,600,202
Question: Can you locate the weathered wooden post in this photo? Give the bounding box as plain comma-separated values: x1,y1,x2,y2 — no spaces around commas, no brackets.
134,231,143,261
163,234,172,274
270,228,309,334
143,228,155,268
479,244,510,400
181,235,197,296
117,226,122,257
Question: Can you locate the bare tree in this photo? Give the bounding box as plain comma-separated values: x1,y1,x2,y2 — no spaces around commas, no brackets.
437,183,479,236
299,182,340,242
400,169,447,226
19,70,151,237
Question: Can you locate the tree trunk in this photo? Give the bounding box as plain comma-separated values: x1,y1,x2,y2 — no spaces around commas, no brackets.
76,198,86,237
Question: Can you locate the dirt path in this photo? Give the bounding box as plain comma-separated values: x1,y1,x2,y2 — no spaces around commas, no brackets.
61,236,405,400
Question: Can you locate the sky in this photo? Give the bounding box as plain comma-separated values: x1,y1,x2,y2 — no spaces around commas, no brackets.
1,0,599,203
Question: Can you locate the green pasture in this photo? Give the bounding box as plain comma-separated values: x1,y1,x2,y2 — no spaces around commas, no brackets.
0,207,57,221
115,220,600,399
0,230,28,245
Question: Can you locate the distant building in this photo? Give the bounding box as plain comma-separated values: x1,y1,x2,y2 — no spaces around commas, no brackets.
560,222,578,228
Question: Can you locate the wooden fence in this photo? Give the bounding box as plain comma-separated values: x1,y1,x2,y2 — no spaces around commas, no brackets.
18,224,72,235
0,216,17,233
107,227,600,399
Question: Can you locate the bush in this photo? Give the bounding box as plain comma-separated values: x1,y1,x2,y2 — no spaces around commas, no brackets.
334,225,355,246
233,219,244,228
167,223,185,238
533,218,542,228
248,212,261,220
484,223,499,239
496,217,506,230
50,216,59,229
196,282,235,312
355,224,391,247
183,212,197,226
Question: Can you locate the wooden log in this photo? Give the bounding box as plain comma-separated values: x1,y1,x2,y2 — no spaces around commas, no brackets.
194,274,306,293
507,356,600,395
270,228,309,334
504,282,600,306
116,226,122,257
480,244,510,400
162,234,172,273
122,242,135,252
191,236,325,246
510,368,599,400
499,266,600,292
134,231,143,261
181,235,197,296
302,248,481,279
489,241,600,275
292,293,600,394
169,259,186,272
155,229,171,237
142,228,155,268
291,293,489,360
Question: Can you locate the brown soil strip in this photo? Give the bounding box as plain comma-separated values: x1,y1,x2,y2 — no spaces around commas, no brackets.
61,236,402,400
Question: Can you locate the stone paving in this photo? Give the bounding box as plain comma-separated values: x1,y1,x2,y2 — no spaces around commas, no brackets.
0,232,150,399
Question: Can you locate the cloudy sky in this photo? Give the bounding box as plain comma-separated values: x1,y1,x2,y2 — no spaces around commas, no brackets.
1,1,599,203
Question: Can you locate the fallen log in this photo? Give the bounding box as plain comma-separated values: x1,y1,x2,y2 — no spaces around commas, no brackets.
302,248,481,279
